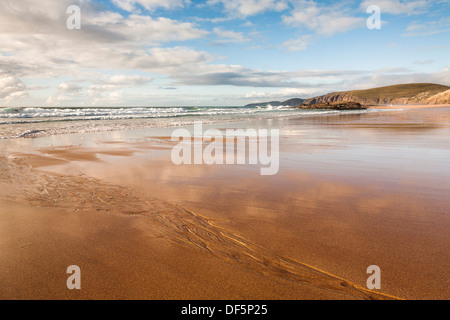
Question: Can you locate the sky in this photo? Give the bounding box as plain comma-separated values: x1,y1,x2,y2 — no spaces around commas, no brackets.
0,0,449,107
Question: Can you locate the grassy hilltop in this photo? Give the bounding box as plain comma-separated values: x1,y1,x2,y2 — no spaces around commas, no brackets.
246,83,450,109
303,83,450,106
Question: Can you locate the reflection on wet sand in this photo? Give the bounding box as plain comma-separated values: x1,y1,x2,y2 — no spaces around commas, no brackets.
1,106,450,299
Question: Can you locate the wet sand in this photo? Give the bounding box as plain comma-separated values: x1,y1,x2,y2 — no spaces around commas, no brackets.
1,106,449,300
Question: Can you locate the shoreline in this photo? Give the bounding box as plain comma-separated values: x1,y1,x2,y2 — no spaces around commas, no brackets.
1,107,450,299
368,103,450,109
1,104,449,141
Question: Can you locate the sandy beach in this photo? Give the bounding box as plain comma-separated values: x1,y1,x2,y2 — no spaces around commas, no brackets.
1,106,450,300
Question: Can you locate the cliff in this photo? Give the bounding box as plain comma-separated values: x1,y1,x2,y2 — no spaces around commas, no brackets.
302,83,450,106
424,89,450,104
297,102,366,110
244,83,450,109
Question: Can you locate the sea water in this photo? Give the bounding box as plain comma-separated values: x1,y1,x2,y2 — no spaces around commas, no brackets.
0,105,364,139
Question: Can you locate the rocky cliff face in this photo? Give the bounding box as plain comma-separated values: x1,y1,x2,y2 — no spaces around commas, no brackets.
297,101,365,110
303,92,376,105
303,91,450,106
245,84,450,108
425,89,450,104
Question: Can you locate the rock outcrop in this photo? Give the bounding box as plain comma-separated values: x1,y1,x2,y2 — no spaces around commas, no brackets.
302,83,450,106
424,89,450,104
245,83,450,109
297,102,366,110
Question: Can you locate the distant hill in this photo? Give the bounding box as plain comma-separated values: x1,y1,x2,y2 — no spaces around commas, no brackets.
303,83,450,106
244,98,305,108
244,101,282,108
244,83,450,108
297,102,366,110
281,98,305,107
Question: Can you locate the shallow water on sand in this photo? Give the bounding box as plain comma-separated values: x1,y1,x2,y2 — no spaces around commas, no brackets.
1,107,449,299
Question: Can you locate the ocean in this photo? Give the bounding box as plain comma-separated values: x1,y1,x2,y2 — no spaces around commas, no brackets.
0,105,367,139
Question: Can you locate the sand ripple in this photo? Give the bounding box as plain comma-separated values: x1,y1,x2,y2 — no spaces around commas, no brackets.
1,155,400,300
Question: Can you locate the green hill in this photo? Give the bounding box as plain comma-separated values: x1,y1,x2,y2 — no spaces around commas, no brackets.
303,83,450,106
245,83,450,108
346,83,450,100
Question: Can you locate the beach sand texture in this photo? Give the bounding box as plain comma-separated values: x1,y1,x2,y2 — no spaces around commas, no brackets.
1,106,449,300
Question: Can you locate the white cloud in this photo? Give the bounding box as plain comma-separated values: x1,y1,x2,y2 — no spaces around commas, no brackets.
283,1,364,36
213,28,249,43
244,86,343,100
46,81,84,105
0,71,28,102
282,35,312,51
403,17,450,36
108,75,153,85
337,67,450,91
414,59,435,65
0,0,211,82
207,0,289,17
360,0,429,15
46,75,154,106
89,90,126,106
112,0,189,12
58,82,83,93
0,0,208,45
245,91,271,98
1,0,448,106
243,66,450,102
